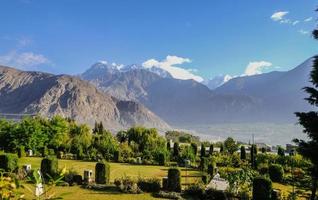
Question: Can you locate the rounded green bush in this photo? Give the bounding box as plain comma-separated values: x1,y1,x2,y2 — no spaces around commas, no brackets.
41,156,58,179
0,153,18,172
167,168,181,192
252,176,272,200
95,162,110,184
158,152,166,166
269,164,284,182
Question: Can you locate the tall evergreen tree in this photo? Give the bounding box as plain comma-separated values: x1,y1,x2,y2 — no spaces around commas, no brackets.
295,54,318,199
240,146,246,160
209,144,214,155
200,143,206,157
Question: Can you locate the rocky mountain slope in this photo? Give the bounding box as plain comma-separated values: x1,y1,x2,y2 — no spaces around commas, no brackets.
215,58,314,121
81,62,260,125
0,65,170,131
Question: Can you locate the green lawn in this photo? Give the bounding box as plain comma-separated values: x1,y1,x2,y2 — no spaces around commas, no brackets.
19,157,201,183
18,157,201,200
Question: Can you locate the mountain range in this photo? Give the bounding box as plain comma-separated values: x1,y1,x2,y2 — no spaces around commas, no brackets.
81,57,314,127
0,57,313,135
0,65,170,132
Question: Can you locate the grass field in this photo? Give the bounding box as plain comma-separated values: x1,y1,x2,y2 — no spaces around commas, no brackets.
19,157,202,183
18,157,201,200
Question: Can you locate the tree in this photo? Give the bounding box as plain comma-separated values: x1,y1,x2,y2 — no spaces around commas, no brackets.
240,146,246,160
191,143,198,156
209,144,214,155
251,144,257,169
277,146,285,157
295,53,318,199
200,143,206,157
224,137,239,155
116,131,128,143
173,142,180,158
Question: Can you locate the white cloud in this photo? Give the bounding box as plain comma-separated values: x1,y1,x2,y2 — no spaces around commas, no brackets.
292,20,300,25
0,51,50,69
298,29,309,35
244,61,273,76
304,17,313,22
271,11,289,21
142,55,204,82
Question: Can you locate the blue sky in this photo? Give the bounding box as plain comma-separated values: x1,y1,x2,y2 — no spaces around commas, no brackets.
0,0,317,80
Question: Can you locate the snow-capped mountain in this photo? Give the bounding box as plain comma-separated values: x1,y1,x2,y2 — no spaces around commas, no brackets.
204,74,233,90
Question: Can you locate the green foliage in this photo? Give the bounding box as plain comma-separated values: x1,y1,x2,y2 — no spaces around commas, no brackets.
167,168,181,192
116,131,128,143
252,176,272,200
207,163,215,177
209,144,214,155
158,152,167,166
114,176,141,194
268,164,284,182
200,143,206,157
240,146,246,160
137,177,161,192
93,130,118,161
113,150,121,162
277,146,285,157
173,142,180,159
184,182,205,197
190,143,198,156
224,137,239,155
200,157,209,171
17,146,26,158
180,145,196,163
95,162,110,184
41,156,58,179
165,130,200,143
205,189,228,200
251,144,257,169
201,173,210,184
0,153,18,172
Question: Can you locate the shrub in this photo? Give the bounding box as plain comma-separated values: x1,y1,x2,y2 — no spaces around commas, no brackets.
64,169,79,186
137,178,161,192
258,163,269,175
41,156,58,179
252,176,272,200
158,152,166,166
48,149,55,156
73,174,83,185
269,164,284,182
114,176,142,194
204,189,228,200
113,150,121,162
184,182,205,197
208,163,215,177
271,189,281,200
240,146,246,160
0,153,18,172
95,162,110,184
200,157,209,172
162,178,168,190
42,146,49,157
17,146,26,158
154,191,184,200
201,173,210,184
167,168,181,192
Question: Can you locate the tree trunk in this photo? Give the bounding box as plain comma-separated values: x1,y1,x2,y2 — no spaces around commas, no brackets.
311,176,317,200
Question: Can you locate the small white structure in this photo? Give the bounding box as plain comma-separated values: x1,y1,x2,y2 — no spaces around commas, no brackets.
84,170,93,184
28,149,33,157
206,173,229,191
23,164,32,173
